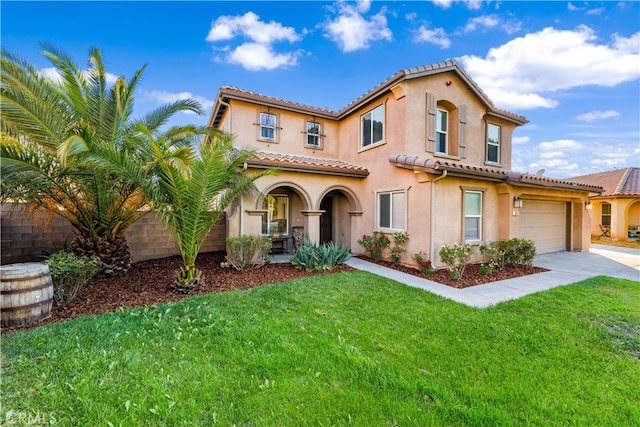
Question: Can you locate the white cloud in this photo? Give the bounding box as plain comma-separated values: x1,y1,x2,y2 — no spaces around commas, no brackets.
206,12,300,44
538,139,583,152
433,0,482,10
40,67,118,84
414,26,451,48
587,7,605,16
512,136,530,145
322,1,392,52
228,43,302,71
458,26,640,110
142,90,214,113
575,110,620,122
205,11,302,71
463,15,500,33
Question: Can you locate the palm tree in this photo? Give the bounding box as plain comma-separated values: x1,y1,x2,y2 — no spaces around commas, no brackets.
94,126,273,292
0,45,200,275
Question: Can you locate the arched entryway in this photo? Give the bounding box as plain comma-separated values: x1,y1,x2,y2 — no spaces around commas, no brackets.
317,187,362,249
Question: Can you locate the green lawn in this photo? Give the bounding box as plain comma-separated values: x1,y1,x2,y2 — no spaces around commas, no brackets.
2,272,639,426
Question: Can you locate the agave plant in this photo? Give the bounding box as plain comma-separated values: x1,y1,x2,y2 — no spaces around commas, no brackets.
0,45,200,275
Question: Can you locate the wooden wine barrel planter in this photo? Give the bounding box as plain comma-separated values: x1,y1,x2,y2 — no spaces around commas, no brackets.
1,263,54,328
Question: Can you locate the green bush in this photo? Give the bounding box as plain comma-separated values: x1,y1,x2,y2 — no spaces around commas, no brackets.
358,232,390,262
480,238,536,269
291,240,350,271
390,232,409,266
226,235,272,271
45,251,102,304
412,252,434,275
439,243,473,281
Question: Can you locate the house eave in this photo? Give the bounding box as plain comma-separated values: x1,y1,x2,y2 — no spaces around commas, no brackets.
246,160,369,178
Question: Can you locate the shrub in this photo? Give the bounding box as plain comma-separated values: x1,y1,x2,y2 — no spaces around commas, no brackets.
390,232,409,266
290,240,350,271
412,252,434,275
480,238,536,270
45,251,102,304
358,232,390,262
226,235,272,271
439,243,473,281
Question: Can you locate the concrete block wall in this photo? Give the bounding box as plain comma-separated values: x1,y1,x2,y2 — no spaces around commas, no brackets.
1,204,226,264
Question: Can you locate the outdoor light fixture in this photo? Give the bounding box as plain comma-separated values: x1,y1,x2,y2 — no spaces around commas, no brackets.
585,200,593,210
513,196,523,208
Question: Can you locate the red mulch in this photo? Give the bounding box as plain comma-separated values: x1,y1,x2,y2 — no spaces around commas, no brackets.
358,256,548,288
2,252,547,333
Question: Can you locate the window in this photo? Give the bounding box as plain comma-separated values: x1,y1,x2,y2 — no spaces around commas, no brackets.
361,105,384,148
306,121,321,148
601,202,611,226
486,123,501,164
436,109,448,154
464,191,482,241
377,190,405,230
259,112,277,140
262,195,289,236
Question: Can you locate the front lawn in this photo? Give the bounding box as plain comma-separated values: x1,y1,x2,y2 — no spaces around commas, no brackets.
2,273,639,426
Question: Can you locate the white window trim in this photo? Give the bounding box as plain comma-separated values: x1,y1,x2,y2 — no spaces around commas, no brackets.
375,188,407,232
304,120,323,149
258,111,279,142
360,104,385,149
436,108,448,154
486,122,501,165
462,188,484,243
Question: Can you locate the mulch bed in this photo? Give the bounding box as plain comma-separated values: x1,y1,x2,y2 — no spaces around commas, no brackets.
357,256,548,288
2,252,547,333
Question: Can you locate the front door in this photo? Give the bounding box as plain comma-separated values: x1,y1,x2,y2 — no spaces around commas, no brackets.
320,197,333,244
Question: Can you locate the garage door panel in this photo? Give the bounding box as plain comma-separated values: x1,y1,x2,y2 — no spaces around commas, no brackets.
519,201,566,254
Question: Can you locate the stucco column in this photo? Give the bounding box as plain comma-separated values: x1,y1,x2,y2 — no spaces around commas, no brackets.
349,211,363,253
611,201,626,240
572,200,590,251
301,210,324,244
496,184,518,240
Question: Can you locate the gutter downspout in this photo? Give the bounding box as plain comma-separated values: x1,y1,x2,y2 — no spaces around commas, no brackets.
429,170,448,264
218,99,241,235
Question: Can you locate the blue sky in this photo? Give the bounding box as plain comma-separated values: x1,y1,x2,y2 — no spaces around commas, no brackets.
2,0,639,178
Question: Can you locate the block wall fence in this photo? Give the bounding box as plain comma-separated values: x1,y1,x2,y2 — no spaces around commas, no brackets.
1,204,226,265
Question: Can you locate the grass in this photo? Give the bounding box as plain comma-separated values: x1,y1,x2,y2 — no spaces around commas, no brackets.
2,272,639,426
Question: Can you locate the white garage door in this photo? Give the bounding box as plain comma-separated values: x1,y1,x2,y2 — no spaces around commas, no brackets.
519,201,567,254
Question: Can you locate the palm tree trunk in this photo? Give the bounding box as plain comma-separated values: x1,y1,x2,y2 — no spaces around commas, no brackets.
66,233,132,277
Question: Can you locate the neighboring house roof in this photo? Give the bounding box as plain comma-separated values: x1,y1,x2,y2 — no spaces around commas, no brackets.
389,154,603,193
210,59,527,128
246,151,369,178
570,168,640,198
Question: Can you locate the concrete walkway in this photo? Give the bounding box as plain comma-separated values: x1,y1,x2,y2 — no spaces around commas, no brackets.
345,244,639,308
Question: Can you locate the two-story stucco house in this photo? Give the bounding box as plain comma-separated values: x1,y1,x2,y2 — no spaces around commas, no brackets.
207,60,601,267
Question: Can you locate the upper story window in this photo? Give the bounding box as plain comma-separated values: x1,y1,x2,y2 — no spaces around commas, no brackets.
305,121,322,149
259,112,277,141
436,109,448,154
361,105,384,148
486,123,501,164
377,189,405,230
463,190,483,242
426,93,465,158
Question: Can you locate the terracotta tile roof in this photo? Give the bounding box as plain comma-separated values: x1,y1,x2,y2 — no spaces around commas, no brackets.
219,86,337,116
571,168,640,197
214,60,527,126
247,151,369,178
389,154,603,192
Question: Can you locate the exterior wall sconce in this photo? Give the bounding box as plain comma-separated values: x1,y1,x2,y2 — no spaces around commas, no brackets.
585,200,593,210
513,196,523,208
